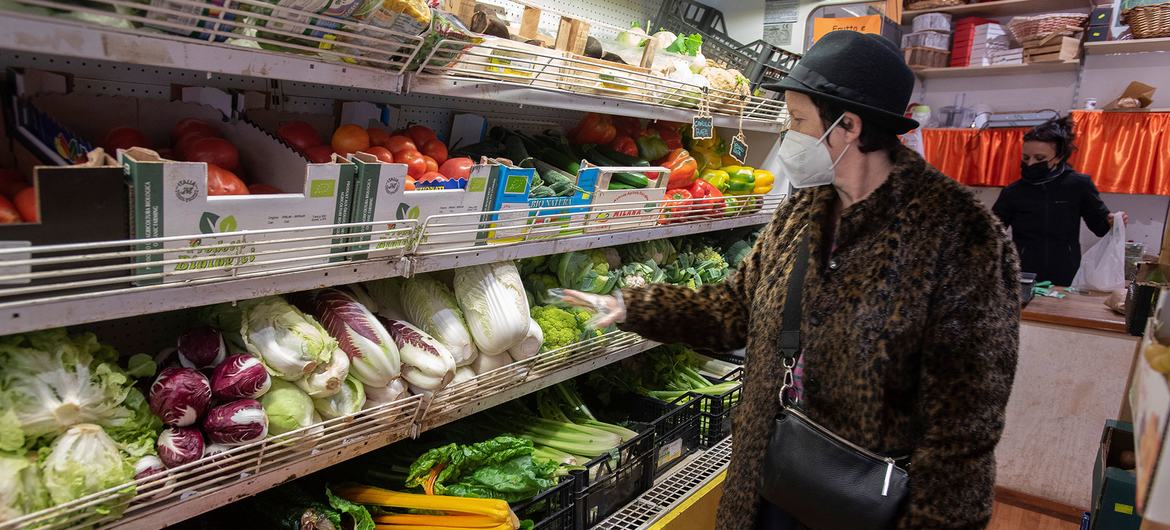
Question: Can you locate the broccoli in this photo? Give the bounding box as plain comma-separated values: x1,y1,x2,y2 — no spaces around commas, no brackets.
617,260,665,288
724,240,752,268
531,306,581,352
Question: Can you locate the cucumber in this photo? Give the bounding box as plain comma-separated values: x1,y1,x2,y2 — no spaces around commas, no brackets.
538,148,580,175
533,160,579,197
595,147,649,167
530,185,556,198
611,172,650,188
608,182,636,190
583,148,650,188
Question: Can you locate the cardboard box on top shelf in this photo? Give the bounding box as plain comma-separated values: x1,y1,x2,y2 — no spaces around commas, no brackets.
1090,6,1114,27
1107,82,1158,111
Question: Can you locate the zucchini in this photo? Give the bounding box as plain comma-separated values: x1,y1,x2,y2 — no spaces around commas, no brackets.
595,147,649,167
538,148,581,175
533,160,578,197
530,185,556,198
504,135,533,168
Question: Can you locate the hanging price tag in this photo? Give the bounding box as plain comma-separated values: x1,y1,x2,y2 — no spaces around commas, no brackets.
692,116,713,140
692,86,714,139
729,133,749,164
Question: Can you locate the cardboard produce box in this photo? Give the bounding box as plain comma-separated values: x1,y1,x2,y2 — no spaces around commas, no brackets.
1092,420,1142,529
583,165,669,234
492,160,598,242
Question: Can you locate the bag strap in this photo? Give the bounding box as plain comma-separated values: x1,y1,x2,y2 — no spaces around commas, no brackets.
779,231,811,363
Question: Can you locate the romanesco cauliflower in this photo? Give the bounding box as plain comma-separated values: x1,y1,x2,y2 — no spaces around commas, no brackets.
531,306,580,352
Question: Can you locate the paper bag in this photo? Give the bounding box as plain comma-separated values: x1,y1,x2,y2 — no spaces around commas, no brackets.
1105,81,1157,110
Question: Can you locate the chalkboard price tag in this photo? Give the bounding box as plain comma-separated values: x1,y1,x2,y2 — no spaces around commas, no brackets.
691,116,713,139
729,134,749,164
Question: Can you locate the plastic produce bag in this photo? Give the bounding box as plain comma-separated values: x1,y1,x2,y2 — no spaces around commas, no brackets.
1071,212,1126,292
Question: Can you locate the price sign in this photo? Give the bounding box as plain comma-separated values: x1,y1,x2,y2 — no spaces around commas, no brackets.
691,116,713,139
729,134,749,164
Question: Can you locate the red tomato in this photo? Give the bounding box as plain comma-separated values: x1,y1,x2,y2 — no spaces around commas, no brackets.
405,125,437,147
103,127,148,153
417,171,445,183
0,194,20,224
13,187,37,223
185,137,240,172
365,146,395,164
331,124,370,156
174,130,215,159
420,139,448,165
405,176,416,191
421,155,438,174
0,170,27,198
367,128,391,148
396,150,426,178
438,157,474,181
207,164,248,196
277,121,323,153
384,135,417,155
172,118,219,142
247,183,283,194
304,145,334,163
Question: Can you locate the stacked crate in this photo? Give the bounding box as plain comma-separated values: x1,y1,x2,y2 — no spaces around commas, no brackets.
902,12,952,68
950,16,997,67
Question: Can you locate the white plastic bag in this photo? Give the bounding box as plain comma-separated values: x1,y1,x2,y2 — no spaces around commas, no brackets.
1071,211,1126,292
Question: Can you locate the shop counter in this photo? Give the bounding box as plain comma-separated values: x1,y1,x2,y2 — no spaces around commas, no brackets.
996,289,1137,512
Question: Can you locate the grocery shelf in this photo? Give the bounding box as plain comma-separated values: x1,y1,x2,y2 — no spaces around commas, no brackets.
1084,37,1170,55
594,436,734,529
411,37,790,133
901,0,1093,24
3,332,658,530
0,0,420,91
914,60,1079,79
0,195,778,336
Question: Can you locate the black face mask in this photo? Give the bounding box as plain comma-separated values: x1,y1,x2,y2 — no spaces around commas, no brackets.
1021,161,1062,184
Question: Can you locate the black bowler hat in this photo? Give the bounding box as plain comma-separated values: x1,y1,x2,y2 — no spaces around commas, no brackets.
763,30,918,134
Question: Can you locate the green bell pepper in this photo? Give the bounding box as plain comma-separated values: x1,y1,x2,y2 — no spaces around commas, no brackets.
636,131,669,162
724,166,756,195
701,169,730,192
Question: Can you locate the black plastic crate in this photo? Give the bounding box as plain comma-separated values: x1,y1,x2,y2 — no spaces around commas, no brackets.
654,0,801,86
634,395,702,477
572,429,656,529
513,475,575,530
641,368,743,448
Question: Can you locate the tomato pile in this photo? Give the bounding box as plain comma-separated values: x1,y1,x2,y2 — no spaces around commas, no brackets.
101,119,261,196
278,121,472,191
0,169,37,224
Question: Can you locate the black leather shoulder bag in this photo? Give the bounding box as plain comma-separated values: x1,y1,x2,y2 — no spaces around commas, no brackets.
759,233,911,530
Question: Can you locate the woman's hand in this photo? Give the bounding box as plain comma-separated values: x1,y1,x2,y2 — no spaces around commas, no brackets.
559,289,627,328
1109,212,1129,227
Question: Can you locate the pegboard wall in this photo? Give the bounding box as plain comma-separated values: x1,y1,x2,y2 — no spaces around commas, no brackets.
79,308,202,357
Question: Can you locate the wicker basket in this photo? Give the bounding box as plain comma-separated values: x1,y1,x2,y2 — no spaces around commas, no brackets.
1123,3,1170,38
1008,13,1089,42
906,0,965,11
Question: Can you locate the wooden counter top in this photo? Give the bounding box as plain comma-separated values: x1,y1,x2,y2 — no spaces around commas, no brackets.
1022,289,1127,334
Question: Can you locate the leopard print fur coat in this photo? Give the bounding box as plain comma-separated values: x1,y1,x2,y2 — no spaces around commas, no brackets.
620,146,1020,529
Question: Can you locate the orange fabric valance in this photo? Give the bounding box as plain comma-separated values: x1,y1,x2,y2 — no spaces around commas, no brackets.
921,110,1170,195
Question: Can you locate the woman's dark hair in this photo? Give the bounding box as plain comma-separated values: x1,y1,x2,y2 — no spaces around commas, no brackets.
810,95,902,160
1023,115,1077,162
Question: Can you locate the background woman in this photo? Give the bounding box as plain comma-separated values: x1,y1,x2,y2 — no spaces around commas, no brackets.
992,116,1123,285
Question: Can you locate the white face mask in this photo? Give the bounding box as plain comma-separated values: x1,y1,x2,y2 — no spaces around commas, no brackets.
778,114,852,189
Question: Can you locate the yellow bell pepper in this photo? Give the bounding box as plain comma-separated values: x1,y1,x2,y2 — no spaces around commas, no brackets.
721,153,740,167
701,169,730,192
752,169,775,195
691,147,721,174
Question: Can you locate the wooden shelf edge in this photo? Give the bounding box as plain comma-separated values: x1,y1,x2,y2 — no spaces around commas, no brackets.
902,0,1092,24
915,61,1079,79
1084,37,1170,55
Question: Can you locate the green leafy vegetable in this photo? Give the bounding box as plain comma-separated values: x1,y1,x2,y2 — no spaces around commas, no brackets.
665,33,703,56
404,435,557,502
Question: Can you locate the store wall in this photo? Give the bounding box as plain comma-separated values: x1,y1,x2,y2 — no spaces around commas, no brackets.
1080,52,1170,108
969,187,1169,255
705,0,765,43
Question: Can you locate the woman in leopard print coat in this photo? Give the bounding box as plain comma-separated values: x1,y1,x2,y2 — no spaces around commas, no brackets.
619,144,1020,529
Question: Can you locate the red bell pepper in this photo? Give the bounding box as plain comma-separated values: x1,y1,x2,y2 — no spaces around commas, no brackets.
688,179,725,219
612,115,642,138
608,136,638,158
659,148,699,190
571,113,617,145
652,121,684,150
660,188,695,225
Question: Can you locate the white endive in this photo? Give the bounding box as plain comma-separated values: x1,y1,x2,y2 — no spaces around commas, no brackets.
294,345,350,398
311,288,402,388
384,320,455,391
239,297,336,381
363,378,409,410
